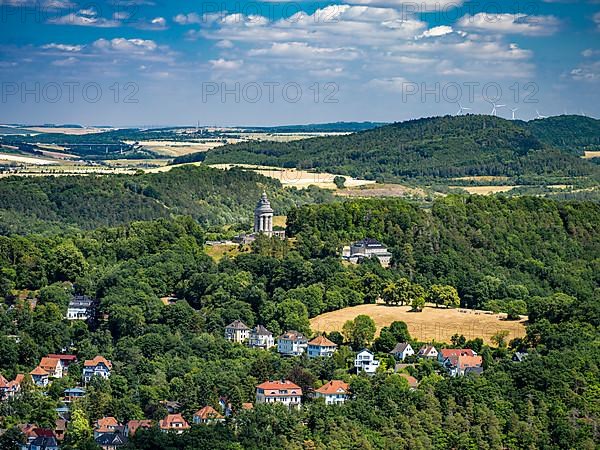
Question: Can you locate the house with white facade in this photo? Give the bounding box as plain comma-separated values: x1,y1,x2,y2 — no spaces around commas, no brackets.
29,366,49,387
354,349,380,375
277,331,308,356
224,320,250,344
314,380,350,405
417,345,438,359
66,295,96,321
38,357,64,379
343,238,392,267
389,343,415,361
255,380,302,409
83,356,112,383
307,335,337,358
248,325,275,349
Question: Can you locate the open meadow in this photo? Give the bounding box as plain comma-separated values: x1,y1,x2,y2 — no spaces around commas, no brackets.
310,302,527,345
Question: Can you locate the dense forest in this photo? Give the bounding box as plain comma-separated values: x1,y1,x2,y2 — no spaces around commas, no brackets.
0,166,331,234
185,115,600,182
0,194,598,449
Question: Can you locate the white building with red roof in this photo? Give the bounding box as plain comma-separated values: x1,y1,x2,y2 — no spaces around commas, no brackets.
307,335,337,358
38,357,64,379
314,380,349,405
0,373,24,400
256,380,303,409
159,414,190,434
193,406,224,424
83,356,112,383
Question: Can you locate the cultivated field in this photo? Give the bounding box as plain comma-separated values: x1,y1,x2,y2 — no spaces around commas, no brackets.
583,151,600,159
449,185,519,195
126,140,235,157
310,303,527,345
208,164,376,189
337,183,427,198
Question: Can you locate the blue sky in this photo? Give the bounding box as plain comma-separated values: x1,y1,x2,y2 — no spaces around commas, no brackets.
1,0,599,126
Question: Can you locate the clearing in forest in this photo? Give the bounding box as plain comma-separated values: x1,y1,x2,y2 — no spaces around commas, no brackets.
310,303,527,345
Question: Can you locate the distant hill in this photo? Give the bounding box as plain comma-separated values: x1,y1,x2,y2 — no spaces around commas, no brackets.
0,165,332,234
183,115,600,182
243,122,386,133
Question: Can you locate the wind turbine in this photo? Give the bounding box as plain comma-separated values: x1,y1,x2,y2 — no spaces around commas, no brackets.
535,109,546,119
489,101,505,116
456,102,471,115
510,107,519,120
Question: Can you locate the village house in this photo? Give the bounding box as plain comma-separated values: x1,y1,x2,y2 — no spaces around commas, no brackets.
417,345,439,359
159,400,181,413
47,354,77,373
437,348,476,363
342,238,393,268
512,351,528,363
256,380,303,409
66,295,96,321
38,357,64,379
82,356,112,383
224,320,250,343
27,436,59,450
193,406,225,425
307,335,338,358
314,380,350,405
389,343,415,361
354,349,381,375
63,387,86,403
438,349,483,376
398,373,419,389
125,420,153,437
29,366,49,387
95,431,128,450
0,373,24,400
94,417,122,438
18,427,59,450
248,324,275,349
159,414,190,434
277,330,308,356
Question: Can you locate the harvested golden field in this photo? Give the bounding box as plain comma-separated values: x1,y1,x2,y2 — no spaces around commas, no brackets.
24,126,112,135
204,243,247,261
310,303,527,345
273,215,287,228
450,185,519,195
583,151,600,159
126,140,234,157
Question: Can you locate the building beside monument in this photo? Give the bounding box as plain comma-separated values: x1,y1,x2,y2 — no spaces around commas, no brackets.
342,238,392,267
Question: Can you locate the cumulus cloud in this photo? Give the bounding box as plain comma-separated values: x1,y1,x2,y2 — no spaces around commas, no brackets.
42,43,84,52
93,38,158,53
457,13,561,36
248,42,360,60
209,58,244,70
343,0,463,12
48,8,121,27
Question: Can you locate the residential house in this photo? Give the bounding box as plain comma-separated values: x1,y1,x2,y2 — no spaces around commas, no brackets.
0,373,24,400
398,373,419,389
512,351,528,363
248,325,275,349
255,380,303,409
314,380,349,405
343,238,392,267
94,417,122,439
47,355,77,373
30,367,49,387
28,436,59,450
82,356,112,383
38,357,64,379
125,420,152,437
95,431,128,450
66,295,96,321
224,320,250,343
437,348,476,363
354,349,380,375
159,414,190,434
277,331,308,356
417,345,438,359
193,406,224,424
159,400,181,413
63,387,86,403
440,351,483,377
307,335,337,358
389,343,415,361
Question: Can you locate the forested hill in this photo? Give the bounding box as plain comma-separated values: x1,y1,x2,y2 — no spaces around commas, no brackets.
0,166,331,234
194,115,600,182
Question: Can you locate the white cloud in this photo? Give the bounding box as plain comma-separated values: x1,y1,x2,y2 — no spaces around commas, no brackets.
343,0,463,12
216,39,234,48
457,13,561,36
51,56,77,66
248,42,360,60
582,48,600,57
569,61,600,81
93,38,158,53
42,43,84,52
209,58,244,70
49,8,120,27
417,25,454,39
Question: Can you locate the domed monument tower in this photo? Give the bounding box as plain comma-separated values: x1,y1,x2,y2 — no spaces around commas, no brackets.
254,192,274,236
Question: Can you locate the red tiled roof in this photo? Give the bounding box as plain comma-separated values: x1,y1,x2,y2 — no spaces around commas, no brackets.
457,355,483,369
30,366,49,376
398,373,419,388
278,331,306,341
84,356,112,369
159,414,190,430
242,402,254,410
315,380,349,395
308,335,337,347
440,349,475,359
39,357,61,371
0,374,8,388
257,380,303,397
194,406,223,420
95,416,120,433
127,420,153,436
47,354,77,362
